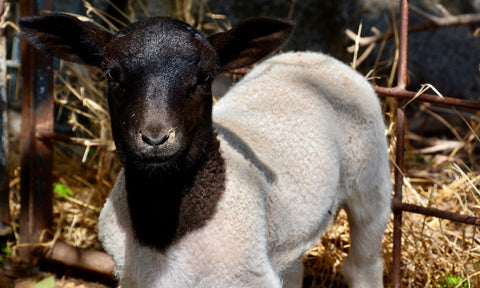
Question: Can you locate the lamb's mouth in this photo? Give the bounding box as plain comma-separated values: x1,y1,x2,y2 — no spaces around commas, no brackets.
146,156,177,166
133,150,188,172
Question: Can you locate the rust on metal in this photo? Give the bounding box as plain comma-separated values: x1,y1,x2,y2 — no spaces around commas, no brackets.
396,0,409,89
392,199,480,226
392,107,406,288
43,241,115,278
375,86,480,111
18,0,55,259
391,1,408,287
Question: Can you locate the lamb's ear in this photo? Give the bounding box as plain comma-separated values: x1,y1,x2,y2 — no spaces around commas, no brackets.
19,13,114,67
207,17,295,72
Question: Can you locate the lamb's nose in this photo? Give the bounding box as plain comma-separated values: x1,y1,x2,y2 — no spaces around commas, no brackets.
141,133,170,146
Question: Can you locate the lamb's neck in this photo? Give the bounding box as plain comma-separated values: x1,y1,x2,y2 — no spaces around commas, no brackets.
124,133,226,251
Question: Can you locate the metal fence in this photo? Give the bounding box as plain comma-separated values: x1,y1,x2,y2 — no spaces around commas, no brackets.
374,1,480,287
0,0,480,287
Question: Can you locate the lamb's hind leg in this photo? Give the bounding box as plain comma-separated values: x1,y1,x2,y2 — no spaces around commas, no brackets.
281,256,304,288
342,181,391,288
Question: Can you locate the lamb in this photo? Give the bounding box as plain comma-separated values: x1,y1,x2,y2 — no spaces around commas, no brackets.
19,13,392,288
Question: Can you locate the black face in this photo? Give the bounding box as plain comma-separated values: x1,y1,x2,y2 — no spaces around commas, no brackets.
102,18,217,175
19,13,294,177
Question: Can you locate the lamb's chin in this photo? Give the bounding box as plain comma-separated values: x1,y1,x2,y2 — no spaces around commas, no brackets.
126,153,187,177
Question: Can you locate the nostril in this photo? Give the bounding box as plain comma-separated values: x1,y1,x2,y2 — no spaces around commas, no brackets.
141,133,170,146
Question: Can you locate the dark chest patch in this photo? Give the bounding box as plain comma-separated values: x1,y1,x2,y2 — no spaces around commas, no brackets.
125,135,226,251
176,138,226,237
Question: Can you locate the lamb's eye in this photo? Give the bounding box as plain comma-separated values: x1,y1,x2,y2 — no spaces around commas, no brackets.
105,71,126,100
187,72,214,99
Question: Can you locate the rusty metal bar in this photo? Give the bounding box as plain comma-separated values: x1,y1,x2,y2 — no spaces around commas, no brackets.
18,0,55,260
392,199,480,226
392,106,406,288
0,0,10,229
375,86,480,111
396,0,409,89
36,131,115,149
42,241,115,279
391,1,409,287
13,0,116,280
13,1,115,280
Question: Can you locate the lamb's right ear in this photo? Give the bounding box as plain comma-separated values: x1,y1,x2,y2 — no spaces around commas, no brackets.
207,17,295,72
19,13,114,67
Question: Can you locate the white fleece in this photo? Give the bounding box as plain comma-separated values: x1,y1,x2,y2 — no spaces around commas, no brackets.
98,51,391,288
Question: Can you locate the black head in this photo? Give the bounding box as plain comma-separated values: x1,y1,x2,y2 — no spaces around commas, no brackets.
101,17,218,175
19,14,294,175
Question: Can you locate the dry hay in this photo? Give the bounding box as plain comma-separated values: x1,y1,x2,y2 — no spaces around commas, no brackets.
8,60,120,252
6,2,480,287
48,61,120,250
392,120,480,287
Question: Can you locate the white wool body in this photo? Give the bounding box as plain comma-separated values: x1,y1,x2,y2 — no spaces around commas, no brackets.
99,51,391,288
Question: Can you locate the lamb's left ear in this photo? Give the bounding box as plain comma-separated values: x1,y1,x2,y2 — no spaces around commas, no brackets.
207,17,295,72
19,13,114,67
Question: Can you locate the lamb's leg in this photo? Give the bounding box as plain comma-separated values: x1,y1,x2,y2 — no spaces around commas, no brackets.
281,257,304,288
342,185,391,288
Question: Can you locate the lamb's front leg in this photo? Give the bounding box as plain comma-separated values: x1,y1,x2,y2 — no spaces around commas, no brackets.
97,170,131,279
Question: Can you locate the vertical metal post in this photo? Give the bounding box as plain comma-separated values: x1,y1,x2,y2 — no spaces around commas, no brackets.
396,0,409,90
18,0,54,259
392,1,409,287
0,0,9,228
392,107,405,288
